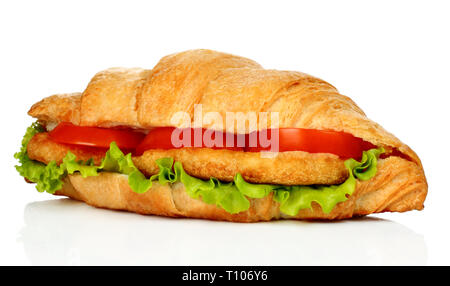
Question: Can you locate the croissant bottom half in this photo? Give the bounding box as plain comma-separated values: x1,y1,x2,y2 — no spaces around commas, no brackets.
54,154,426,222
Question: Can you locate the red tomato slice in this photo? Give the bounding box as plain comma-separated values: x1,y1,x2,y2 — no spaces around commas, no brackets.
50,123,375,160
245,128,375,159
49,122,146,150
135,127,245,155
135,127,374,159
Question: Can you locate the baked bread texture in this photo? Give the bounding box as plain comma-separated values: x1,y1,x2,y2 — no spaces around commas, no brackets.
23,49,427,221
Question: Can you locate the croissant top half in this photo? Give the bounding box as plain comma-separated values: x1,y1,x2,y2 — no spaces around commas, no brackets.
28,49,422,167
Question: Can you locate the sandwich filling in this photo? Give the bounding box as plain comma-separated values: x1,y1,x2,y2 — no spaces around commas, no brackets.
15,122,384,216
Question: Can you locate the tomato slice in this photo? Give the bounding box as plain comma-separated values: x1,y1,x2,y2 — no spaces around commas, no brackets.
135,127,245,155
135,127,374,159
49,123,375,160
245,128,375,159
49,122,146,150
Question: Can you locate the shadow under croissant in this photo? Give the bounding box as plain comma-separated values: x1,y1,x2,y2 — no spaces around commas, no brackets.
18,198,427,266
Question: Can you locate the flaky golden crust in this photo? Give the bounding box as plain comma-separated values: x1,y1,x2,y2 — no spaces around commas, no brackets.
81,68,153,128
27,132,348,185
54,155,427,222
138,49,262,127
28,93,81,125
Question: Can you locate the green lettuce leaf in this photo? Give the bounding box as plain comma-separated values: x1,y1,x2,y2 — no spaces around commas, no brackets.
61,153,99,178
173,162,250,213
15,122,384,215
14,122,64,193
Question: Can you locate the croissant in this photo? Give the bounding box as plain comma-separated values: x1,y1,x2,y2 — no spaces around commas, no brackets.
17,49,427,222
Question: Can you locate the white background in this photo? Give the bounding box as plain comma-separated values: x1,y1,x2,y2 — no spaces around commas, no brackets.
1,0,449,265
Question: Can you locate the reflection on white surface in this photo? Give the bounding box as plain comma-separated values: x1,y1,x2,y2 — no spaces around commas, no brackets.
19,198,427,265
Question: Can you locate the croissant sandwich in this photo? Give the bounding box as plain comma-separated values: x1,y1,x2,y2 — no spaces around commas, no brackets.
15,49,427,222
